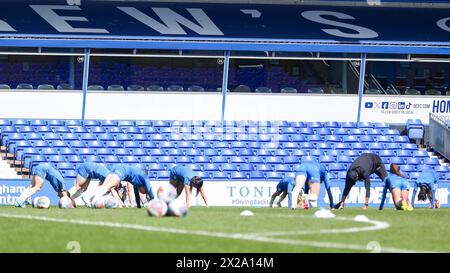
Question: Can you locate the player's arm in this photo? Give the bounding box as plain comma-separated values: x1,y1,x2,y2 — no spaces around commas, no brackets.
185,185,191,208
134,185,142,208
278,191,287,207
323,173,334,208
379,179,389,210
126,182,136,208
431,173,439,208
288,179,298,209
198,187,208,207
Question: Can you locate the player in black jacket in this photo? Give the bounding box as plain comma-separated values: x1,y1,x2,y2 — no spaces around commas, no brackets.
334,153,388,210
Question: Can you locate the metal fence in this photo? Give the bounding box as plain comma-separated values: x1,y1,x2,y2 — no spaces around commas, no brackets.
429,113,450,160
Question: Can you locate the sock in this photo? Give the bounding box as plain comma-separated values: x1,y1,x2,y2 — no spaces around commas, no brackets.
68,186,84,200
16,187,37,206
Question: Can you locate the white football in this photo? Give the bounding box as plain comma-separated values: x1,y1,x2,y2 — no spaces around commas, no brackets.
33,196,51,209
104,196,119,209
92,197,106,209
59,196,74,209
167,199,188,217
146,199,168,217
157,184,177,203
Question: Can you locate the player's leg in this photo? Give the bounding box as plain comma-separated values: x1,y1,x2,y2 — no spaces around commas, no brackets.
307,182,320,208
68,175,90,201
15,175,44,207
277,191,288,207
401,189,413,211
269,191,281,208
362,179,371,210
391,188,403,210
170,179,184,197
289,175,307,209
336,177,355,209
90,173,121,204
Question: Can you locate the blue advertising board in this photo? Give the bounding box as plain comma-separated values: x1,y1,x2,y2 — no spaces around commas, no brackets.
0,179,60,206
1,0,450,49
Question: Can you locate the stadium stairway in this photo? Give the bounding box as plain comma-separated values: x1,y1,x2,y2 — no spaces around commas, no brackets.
0,149,22,179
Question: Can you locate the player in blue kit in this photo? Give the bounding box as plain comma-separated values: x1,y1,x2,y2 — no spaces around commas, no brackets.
14,163,71,207
379,164,413,211
289,159,334,209
411,168,440,209
269,176,307,208
169,165,208,208
68,161,110,201
85,164,154,208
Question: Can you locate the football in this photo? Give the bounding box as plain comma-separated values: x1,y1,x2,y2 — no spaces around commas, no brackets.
104,196,119,209
167,199,188,217
92,197,106,209
146,199,168,217
58,196,74,209
33,196,51,209
157,183,178,203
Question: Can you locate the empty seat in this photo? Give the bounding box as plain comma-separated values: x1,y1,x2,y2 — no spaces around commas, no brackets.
405,89,421,95
107,85,124,91
233,85,251,92
127,85,145,91
57,83,74,90
146,85,164,91
0,84,11,89
167,85,184,91
281,87,297,93
425,89,442,96
87,85,104,91
37,84,55,90
423,157,440,166
255,87,272,93
365,89,381,94
16,83,33,89
307,87,324,93
413,150,429,158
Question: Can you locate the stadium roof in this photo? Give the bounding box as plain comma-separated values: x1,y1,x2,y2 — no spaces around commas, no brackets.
1,0,450,54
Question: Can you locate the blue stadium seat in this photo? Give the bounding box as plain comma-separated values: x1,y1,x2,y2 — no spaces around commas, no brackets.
374,122,389,129
212,156,228,164
378,150,395,157
337,155,352,164
351,143,367,150
230,172,246,180
175,156,191,164
0,126,17,134
334,143,350,150
317,143,332,150
65,120,82,127
142,141,158,149
113,148,128,156
121,155,140,164
236,163,253,172
193,156,210,164
324,135,341,143
32,140,50,148
319,155,334,163
25,132,43,141
337,171,348,180
96,148,113,156
333,128,348,135
389,157,405,165
70,127,89,134
316,128,331,136
413,150,429,158
89,127,107,134
16,147,39,161
220,163,237,172
342,135,358,143
376,136,391,143
34,126,52,133
67,155,83,163
156,170,171,179
16,126,34,134
341,122,356,128
357,122,373,129
139,156,155,164
195,141,211,149
401,143,417,151
408,172,421,180
46,155,64,163
366,128,382,136
401,165,416,173
324,121,339,128
383,129,399,136
57,162,73,170
396,150,412,158
282,143,298,150
406,158,421,165
283,156,299,164
328,163,345,172
343,150,359,157
77,148,95,156
212,171,228,179
348,129,365,136
274,165,290,172
85,140,103,148
40,147,59,156
300,142,315,149
248,156,264,164
423,158,440,166
203,163,219,172
250,171,265,179
385,143,401,150
149,149,165,156
102,155,120,164
82,155,101,163
266,172,282,180
394,136,409,143
300,155,317,162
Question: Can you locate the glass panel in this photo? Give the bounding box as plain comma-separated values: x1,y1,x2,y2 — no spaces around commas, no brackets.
227,58,360,94
0,55,84,90
88,56,224,92
364,61,450,96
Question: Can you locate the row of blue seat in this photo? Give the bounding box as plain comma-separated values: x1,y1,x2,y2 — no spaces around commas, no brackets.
0,119,391,129
0,125,401,136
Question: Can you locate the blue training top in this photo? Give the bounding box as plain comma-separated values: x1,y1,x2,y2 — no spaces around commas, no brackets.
290,160,334,209
32,163,66,193
379,173,410,210
110,164,154,207
169,165,198,186
276,176,296,192
77,161,110,183
411,169,439,207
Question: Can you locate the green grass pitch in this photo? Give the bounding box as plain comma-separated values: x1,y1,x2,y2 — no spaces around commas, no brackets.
0,206,448,253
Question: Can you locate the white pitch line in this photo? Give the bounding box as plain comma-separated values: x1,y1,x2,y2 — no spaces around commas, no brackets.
248,214,390,236
0,213,431,253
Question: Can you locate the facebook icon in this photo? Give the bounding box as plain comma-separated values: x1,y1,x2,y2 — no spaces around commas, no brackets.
381,102,389,109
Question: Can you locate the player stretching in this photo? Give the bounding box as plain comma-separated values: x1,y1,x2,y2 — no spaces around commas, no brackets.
14,163,71,207
334,153,387,210
411,168,440,209
169,165,208,208
269,176,309,208
379,164,413,211
289,159,334,209
85,164,154,208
